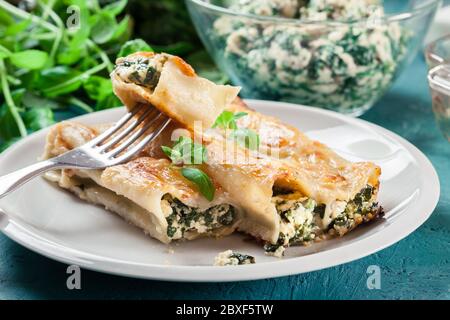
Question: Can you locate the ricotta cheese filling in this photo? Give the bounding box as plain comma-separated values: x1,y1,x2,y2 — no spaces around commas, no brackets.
162,195,236,240
214,250,256,266
265,185,380,256
114,54,168,90
212,0,409,113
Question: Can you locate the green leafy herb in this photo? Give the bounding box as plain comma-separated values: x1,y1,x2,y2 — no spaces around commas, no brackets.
0,0,223,153
212,111,260,150
23,108,55,132
90,12,117,44
161,136,207,165
212,111,248,130
82,75,114,102
181,167,215,201
0,0,131,151
9,50,49,70
162,136,213,200
103,0,128,17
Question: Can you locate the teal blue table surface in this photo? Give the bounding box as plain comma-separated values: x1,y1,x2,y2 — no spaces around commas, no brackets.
0,50,449,300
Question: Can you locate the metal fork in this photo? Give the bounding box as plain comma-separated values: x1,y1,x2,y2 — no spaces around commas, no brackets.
0,105,170,199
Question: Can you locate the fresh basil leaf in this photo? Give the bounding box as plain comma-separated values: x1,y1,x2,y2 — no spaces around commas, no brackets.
171,136,193,164
103,0,128,16
231,128,260,150
181,167,215,201
90,12,116,44
23,107,55,132
194,142,208,164
162,136,207,165
212,111,248,129
233,112,248,120
161,145,173,158
161,145,181,163
118,39,153,58
10,50,49,70
212,111,234,129
174,136,207,165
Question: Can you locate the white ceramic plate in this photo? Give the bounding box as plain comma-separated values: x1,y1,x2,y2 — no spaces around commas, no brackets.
0,100,440,282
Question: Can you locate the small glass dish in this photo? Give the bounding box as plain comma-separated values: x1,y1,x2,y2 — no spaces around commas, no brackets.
428,64,450,142
425,34,450,69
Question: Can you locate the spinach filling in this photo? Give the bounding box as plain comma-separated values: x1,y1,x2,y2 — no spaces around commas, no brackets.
115,56,166,90
212,0,409,113
265,185,381,255
330,185,382,234
164,195,236,240
214,250,256,266
228,252,255,265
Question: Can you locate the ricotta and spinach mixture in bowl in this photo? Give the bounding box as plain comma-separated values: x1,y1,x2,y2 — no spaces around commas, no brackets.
212,0,409,114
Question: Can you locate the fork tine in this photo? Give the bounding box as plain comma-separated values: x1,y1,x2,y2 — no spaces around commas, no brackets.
86,104,145,147
114,117,171,163
97,107,159,152
105,112,169,158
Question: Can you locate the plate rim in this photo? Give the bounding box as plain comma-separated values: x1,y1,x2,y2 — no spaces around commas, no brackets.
0,99,440,282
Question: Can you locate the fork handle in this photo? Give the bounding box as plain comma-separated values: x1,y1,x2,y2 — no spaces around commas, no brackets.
0,160,60,199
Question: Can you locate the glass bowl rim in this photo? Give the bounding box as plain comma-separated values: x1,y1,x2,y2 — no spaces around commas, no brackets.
186,0,442,26
425,34,450,66
428,63,450,94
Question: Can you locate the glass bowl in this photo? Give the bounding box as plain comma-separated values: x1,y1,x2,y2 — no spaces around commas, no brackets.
186,0,441,116
426,34,450,142
425,34,450,69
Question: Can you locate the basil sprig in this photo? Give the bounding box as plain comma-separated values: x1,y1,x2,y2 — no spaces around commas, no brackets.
161,136,214,201
161,136,207,165
181,167,215,202
212,111,248,129
212,111,260,150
